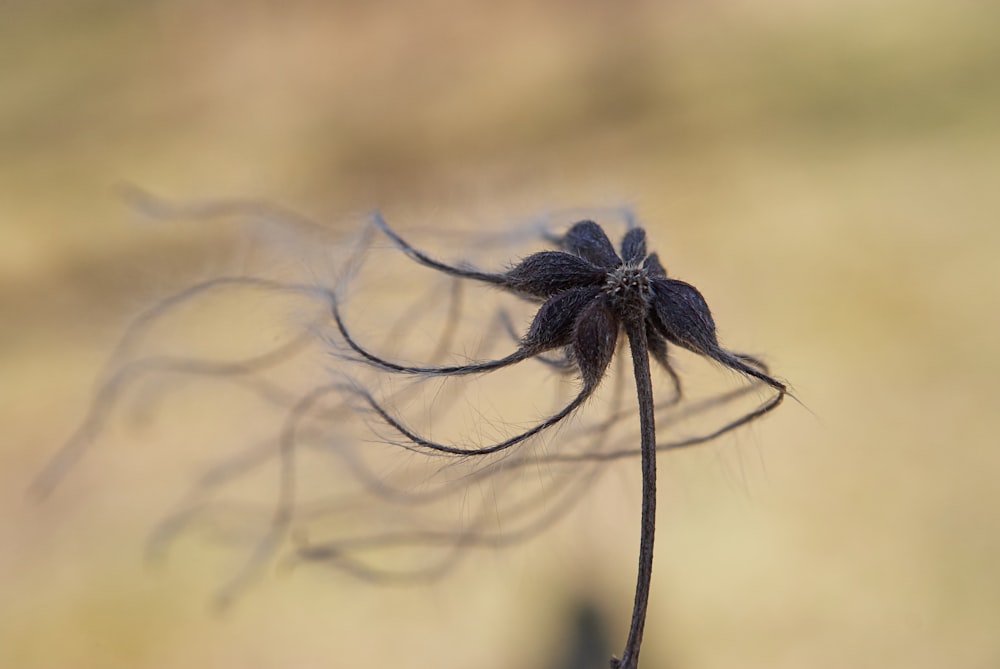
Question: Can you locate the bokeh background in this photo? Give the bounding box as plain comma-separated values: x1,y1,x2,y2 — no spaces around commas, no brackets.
3,1,1000,668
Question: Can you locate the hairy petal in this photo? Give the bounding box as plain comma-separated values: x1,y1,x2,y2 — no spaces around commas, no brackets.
649,279,787,393
560,220,621,269
620,228,647,264
648,278,718,354
643,252,666,278
573,295,620,388
505,251,606,298
522,286,602,352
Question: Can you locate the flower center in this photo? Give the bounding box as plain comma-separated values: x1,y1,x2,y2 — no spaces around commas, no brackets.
604,265,651,315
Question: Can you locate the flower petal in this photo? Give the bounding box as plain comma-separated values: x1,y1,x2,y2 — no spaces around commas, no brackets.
522,286,602,352
560,220,621,269
573,294,620,388
505,251,606,298
648,278,718,354
620,228,647,264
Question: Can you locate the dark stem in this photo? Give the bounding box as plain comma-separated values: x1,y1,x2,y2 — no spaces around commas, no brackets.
613,319,658,669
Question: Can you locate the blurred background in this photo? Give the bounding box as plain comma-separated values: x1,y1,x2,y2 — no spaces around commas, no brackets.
3,0,1000,667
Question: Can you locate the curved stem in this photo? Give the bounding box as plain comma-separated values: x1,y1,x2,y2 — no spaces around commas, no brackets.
331,293,534,376
614,319,657,669
371,212,508,287
350,382,592,456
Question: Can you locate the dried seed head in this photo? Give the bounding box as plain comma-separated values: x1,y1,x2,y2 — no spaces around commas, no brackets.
603,265,652,318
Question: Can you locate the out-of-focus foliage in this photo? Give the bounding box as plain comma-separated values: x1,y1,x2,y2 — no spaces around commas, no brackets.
3,1,1000,668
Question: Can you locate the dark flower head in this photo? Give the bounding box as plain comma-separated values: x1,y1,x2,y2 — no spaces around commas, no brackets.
504,220,779,393
35,193,788,669
316,214,787,669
